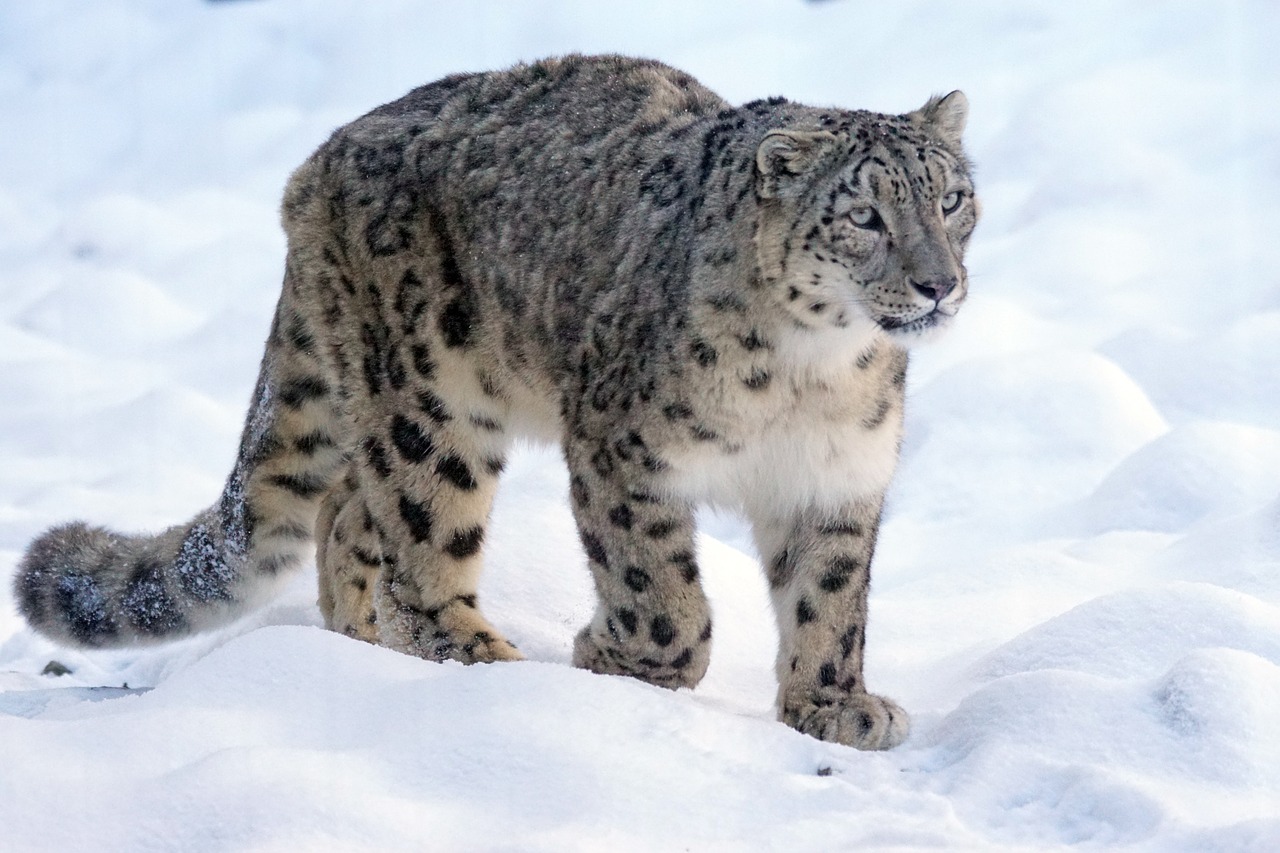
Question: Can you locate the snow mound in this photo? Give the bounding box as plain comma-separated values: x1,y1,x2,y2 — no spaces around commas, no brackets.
1152,496,1280,602
898,350,1167,522
1153,648,1280,786
929,649,1280,847
1077,422,1280,534
18,267,202,354
1102,313,1280,429
976,582,1280,681
2,626,976,851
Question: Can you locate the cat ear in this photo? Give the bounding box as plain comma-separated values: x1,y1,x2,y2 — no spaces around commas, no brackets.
755,130,838,198
911,90,968,148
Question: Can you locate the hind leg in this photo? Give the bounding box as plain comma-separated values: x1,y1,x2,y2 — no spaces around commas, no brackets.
317,167,521,664
349,366,522,664
365,451,522,663
316,469,381,642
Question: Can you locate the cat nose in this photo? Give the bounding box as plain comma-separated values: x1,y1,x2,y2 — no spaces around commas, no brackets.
909,276,958,303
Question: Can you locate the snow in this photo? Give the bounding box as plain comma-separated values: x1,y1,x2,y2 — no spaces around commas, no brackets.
2,0,1278,849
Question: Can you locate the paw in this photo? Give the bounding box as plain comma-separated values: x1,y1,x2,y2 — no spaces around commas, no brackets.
380,600,523,664
572,624,708,690
781,691,909,750
322,582,380,644
423,624,523,664
332,611,380,645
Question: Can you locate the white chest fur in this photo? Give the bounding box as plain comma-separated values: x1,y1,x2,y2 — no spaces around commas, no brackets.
661,366,904,519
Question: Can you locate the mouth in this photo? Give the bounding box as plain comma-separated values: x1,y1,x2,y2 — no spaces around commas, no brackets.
876,307,956,339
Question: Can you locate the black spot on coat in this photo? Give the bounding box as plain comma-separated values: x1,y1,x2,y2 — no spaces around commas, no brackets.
444,526,485,559
623,566,652,592
581,531,609,567
650,614,677,647
436,453,477,490
390,414,436,463
439,298,475,348
796,597,817,625
398,494,435,543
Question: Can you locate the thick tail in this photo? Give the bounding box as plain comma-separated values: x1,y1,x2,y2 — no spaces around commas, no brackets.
14,289,347,648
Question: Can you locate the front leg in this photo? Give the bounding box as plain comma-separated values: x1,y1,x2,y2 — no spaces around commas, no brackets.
564,431,713,690
754,498,908,750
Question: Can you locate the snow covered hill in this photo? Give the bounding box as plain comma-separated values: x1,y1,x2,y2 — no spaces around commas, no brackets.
2,1,1277,849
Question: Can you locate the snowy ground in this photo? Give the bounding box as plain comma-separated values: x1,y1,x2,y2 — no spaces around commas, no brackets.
2,1,1278,850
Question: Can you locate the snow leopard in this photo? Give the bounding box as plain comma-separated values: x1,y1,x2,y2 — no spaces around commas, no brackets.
15,55,978,750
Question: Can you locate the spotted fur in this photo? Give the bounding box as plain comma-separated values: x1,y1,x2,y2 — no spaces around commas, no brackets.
14,56,978,750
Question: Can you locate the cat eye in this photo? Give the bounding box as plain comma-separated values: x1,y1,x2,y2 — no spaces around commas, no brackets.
941,190,964,215
849,207,883,230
